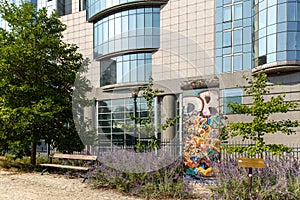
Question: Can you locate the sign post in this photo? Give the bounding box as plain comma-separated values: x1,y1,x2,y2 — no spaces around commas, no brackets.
238,158,266,199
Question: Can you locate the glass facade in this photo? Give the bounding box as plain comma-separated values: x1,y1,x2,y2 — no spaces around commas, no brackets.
90,1,164,143
94,7,160,58
253,0,300,66
86,0,164,19
215,0,253,73
97,98,150,149
100,53,152,87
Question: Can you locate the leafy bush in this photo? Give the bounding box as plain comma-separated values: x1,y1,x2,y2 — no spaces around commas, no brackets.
210,154,300,200
88,155,193,199
0,155,50,171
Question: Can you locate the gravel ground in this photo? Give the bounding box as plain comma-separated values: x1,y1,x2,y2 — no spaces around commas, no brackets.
0,169,212,200
0,170,142,200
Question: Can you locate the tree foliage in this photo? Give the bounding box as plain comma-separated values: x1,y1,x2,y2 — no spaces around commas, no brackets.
0,1,90,163
224,72,299,156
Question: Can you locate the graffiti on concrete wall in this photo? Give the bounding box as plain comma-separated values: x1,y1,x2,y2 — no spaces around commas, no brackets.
183,89,220,179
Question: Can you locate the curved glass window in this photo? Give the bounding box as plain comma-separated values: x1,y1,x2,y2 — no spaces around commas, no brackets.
100,53,152,87
94,7,160,58
253,0,300,67
87,0,163,19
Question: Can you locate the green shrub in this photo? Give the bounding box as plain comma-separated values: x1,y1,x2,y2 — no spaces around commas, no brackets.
89,157,192,199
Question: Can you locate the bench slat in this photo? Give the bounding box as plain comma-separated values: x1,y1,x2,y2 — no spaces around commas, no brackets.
52,153,97,161
40,163,89,171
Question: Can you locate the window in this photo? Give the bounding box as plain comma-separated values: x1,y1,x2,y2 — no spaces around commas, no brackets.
267,6,276,25
79,0,86,11
258,37,266,56
216,0,253,73
277,3,287,23
233,54,243,71
233,29,242,45
223,6,232,22
223,56,232,72
100,53,152,87
259,10,266,29
223,31,232,47
287,3,296,21
216,32,223,48
57,0,72,16
243,53,252,69
267,34,276,53
97,98,151,148
94,7,160,57
234,4,242,20
277,32,287,51
222,88,242,114
287,32,297,50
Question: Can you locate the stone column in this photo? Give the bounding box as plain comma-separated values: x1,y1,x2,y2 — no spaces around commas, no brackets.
161,94,176,141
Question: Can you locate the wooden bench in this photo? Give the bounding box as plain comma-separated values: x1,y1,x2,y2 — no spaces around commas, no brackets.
40,153,97,182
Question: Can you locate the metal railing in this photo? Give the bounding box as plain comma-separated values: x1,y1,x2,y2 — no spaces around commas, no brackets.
220,141,300,164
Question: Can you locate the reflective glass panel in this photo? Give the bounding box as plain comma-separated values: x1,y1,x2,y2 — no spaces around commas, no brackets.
223,56,232,72
268,6,276,25
267,34,277,53
268,0,276,7
288,3,296,21
234,29,243,45
234,4,243,20
243,27,251,44
94,7,160,58
233,54,243,71
100,53,152,86
277,3,287,23
259,10,266,29
243,53,252,69
287,32,297,50
277,32,287,51
223,31,232,47
223,6,232,22
243,1,251,18
216,57,223,73
216,32,223,48
267,53,276,62
259,37,266,56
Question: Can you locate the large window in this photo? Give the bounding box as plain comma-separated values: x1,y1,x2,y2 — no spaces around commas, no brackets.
100,53,152,87
253,0,300,67
221,88,243,114
215,0,253,73
97,98,150,149
94,7,160,58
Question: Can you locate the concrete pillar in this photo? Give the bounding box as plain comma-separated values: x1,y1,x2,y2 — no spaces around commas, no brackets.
161,94,176,141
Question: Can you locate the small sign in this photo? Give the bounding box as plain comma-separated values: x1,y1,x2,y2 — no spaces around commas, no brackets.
238,158,266,168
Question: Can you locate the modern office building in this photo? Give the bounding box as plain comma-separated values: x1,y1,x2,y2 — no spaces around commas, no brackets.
4,0,299,154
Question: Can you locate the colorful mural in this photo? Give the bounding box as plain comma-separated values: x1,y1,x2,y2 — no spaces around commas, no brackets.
183,90,220,179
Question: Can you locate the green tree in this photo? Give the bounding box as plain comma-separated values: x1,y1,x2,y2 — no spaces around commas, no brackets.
224,72,299,156
0,1,89,164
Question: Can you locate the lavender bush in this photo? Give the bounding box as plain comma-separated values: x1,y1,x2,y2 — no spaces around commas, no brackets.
87,153,192,199
210,154,300,200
